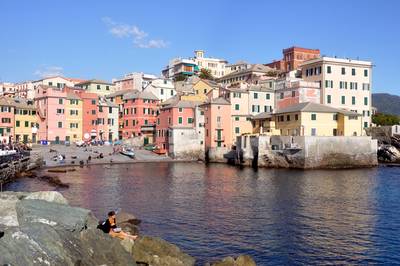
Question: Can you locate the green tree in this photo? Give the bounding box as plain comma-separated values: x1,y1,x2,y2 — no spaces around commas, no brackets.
372,113,400,126
199,68,214,80
174,74,187,82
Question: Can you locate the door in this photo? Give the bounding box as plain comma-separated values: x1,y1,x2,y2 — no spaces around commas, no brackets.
217,129,222,140
144,137,149,145
66,136,70,142
55,136,60,144
32,133,37,144
23,135,29,143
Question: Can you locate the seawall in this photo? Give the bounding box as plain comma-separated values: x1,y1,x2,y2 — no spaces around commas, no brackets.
237,135,378,169
0,153,31,187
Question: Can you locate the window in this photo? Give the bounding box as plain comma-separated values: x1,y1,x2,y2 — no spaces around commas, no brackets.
178,117,183,124
286,115,290,121
280,92,284,99
58,122,63,128
325,80,333,88
24,121,29,127
144,120,148,125
56,109,64,114
58,99,63,104
291,91,296,97
188,117,193,123
97,85,101,90
295,114,299,120
364,122,368,128
91,100,96,105
160,89,164,95
327,66,332,74
106,86,110,91
235,104,240,110
333,114,338,120
171,90,174,96
341,67,346,75
363,83,370,90
327,95,331,104
254,93,258,99
364,97,368,106
352,96,356,105
235,127,240,134
91,110,96,115
311,114,317,120
341,96,346,104
352,68,356,76
49,82,53,86
178,107,183,112
311,128,317,136
16,121,20,127
235,117,239,121
266,93,270,100
364,69,368,77
333,129,337,136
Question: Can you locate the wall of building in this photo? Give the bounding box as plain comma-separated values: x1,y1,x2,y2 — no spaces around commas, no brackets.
168,127,204,159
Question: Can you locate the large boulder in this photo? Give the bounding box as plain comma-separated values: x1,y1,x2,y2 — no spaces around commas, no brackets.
25,191,69,204
117,211,141,225
132,236,195,266
0,191,137,266
16,199,95,232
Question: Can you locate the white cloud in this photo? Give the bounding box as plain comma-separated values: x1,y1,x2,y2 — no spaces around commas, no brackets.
136,39,168,49
102,17,167,49
34,66,64,78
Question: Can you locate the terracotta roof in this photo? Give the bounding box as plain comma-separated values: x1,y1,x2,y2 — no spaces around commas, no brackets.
106,89,134,98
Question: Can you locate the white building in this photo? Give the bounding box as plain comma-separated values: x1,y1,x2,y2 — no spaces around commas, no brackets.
113,72,158,91
143,78,176,102
0,82,16,97
162,50,228,79
300,56,373,129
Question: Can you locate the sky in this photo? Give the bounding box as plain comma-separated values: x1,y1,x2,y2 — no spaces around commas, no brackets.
0,0,399,94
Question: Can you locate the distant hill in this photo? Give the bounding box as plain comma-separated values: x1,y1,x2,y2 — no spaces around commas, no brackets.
372,93,400,116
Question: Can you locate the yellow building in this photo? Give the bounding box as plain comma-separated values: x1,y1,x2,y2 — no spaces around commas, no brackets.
13,98,38,143
65,93,83,142
193,79,219,100
253,102,362,137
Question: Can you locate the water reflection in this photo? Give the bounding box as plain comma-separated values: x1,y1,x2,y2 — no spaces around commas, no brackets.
5,163,400,265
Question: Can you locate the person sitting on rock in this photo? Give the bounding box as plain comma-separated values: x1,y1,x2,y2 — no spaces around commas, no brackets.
102,211,137,240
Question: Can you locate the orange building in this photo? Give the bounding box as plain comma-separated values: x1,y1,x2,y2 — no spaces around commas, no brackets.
266,46,320,72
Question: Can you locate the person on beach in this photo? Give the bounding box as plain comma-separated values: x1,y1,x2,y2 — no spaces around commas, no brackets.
101,211,138,240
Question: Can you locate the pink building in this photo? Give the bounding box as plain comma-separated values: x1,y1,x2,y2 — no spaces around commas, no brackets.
275,78,321,111
201,97,232,149
122,91,159,142
155,99,198,150
35,85,67,143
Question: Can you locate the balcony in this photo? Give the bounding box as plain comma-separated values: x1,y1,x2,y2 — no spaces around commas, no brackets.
214,136,225,142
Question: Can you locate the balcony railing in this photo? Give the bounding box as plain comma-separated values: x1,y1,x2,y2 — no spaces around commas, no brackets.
214,136,225,142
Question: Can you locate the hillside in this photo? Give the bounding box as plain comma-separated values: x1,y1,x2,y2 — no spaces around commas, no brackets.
372,93,400,115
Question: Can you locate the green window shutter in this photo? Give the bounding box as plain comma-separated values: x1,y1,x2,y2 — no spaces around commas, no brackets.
178,117,183,124
311,114,317,120
235,127,240,134
342,96,345,104
327,95,331,104
352,97,356,105
364,97,368,105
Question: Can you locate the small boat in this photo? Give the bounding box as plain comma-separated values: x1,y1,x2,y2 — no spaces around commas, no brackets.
153,148,167,155
120,148,135,159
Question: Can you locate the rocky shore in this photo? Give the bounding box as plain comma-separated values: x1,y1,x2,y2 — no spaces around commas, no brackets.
377,135,400,164
0,191,256,266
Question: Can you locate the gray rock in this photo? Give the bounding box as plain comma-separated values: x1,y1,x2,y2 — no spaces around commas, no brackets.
117,211,141,225
16,199,92,232
132,236,195,266
209,255,256,266
25,191,69,205
0,223,136,266
119,221,140,236
0,195,20,227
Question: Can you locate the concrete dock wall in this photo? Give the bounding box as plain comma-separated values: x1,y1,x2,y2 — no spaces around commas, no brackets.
237,135,378,169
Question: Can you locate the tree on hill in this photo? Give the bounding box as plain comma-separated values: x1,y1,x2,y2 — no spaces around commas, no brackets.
372,113,400,126
174,74,187,82
199,68,214,80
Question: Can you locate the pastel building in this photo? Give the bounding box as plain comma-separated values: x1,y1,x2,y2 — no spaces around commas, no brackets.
201,97,232,149
162,58,199,79
122,91,159,143
15,81,35,99
97,97,118,141
113,72,158,91
65,92,83,143
77,91,99,141
13,98,38,143
275,78,321,110
193,50,228,78
218,64,274,87
155,98,204,157
0,82,16,97
143,78,176,102
300,57,373,129
35,85,67,143
0,97,15,143
253,102,362,137
106,90,131,139
76,79,115,96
